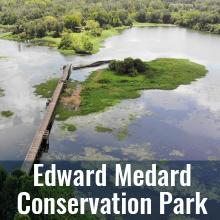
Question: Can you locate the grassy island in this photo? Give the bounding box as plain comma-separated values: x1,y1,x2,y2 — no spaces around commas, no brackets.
35,58,207,121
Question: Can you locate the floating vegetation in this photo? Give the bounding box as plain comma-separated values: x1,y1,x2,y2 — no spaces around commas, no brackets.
1,110,14,118
0,88,4,97
43,147,119,161
34,78,59,98
169,149,185,157
120,143,155,160
117,127,128,141
0,56,7,59
61,123,77,132
43,142,155,161
95,125,113,133
208,156,218,161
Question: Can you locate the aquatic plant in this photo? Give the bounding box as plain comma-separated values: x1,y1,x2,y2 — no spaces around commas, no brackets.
1,110,14,118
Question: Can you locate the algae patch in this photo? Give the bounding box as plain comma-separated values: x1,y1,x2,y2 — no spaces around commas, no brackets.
1,110,14,118
0,88,4,97
95,125,113,133
61,123,77,132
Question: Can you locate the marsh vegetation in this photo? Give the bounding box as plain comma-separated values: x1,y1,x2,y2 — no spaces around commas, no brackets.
1,110,13,118
35,58,207,121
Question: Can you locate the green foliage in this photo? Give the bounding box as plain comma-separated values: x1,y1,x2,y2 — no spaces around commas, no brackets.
85,19,102,36
34,78,59,98
0,0,220,36
95,125,113,133
109,58,148,77
38,58,207,120
43,16,63,37
1,110,14,118
0,88,4,97
23,19,47,38
117,127,128,141
62,123,77,132
0,167,99,219
14,213,31,220
63,12,82,31
0,167,77,220
75,58,207,116
59,33,94,54
44,16,58,32
58,34,72,49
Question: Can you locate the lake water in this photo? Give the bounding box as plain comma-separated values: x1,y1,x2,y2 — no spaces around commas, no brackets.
0,26,220,161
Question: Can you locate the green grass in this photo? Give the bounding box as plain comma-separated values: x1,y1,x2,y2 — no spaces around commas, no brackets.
0,32,61,47
95,125,113,133
73,58,207,116
0,24,15,31
0,28,124,55
31,36,61,47
35,58,207,121
133,22,176,27
34,78,77,121
58,28,124,55
34,78,59,98
61,123,77,132
58,48,76,55
1,110,14,118
0,32,22,41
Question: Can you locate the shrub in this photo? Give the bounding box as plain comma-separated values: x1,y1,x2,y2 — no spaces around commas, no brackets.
63,12,82,31
85,20,102,36
109,58,148,76
58,34,73,49
109,60,117,71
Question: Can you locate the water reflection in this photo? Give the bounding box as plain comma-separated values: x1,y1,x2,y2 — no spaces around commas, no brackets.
0,26,220,160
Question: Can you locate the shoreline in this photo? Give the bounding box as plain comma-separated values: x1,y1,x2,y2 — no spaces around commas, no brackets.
0,23,174,55
35,58,207,121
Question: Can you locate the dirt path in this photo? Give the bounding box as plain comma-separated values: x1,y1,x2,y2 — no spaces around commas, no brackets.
61,84,81,110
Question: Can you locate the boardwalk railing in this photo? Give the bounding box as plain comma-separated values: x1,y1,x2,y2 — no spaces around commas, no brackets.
21,64,72,174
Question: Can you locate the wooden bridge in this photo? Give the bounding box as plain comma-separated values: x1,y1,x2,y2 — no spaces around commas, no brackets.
21,60,112,175
21,64,72,174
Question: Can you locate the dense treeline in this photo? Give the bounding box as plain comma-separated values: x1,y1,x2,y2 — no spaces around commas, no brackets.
0,167,96,220
0,0,219,47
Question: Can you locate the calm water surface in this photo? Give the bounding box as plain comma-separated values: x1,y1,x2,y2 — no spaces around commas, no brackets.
0,27,220,160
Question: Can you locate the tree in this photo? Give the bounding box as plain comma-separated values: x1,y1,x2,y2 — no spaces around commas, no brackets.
85,19,102,36
135,10,146,22
24,19,46,38
44,16,58,32
134,58,147,73
91,10,109,27
109,58,147,76
83,40,93,53
63,12,82,31
162,11,171,23
0,166,7,190
58,34,73,49
14,213,31,220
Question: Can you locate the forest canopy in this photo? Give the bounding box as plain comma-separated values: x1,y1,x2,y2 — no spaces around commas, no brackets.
0,0,219,37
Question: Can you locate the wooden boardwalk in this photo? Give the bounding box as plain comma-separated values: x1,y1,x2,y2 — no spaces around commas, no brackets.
21,64,72,174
